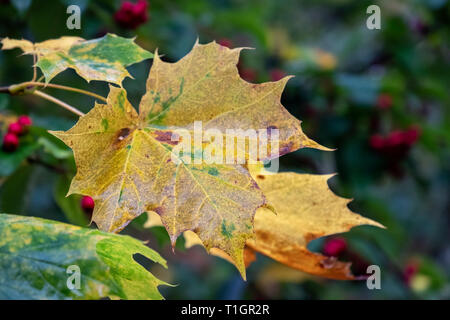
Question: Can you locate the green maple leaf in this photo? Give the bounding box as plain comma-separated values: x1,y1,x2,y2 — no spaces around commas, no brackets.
1,34,152,85
0,214,170,300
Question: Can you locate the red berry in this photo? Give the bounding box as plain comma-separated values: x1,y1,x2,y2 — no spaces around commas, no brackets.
17,115,32,127
2,133,19,152
81,196,95,213
369,134,385,149
239,68,257,82
402,126,421,146
114,0,148,29
217,38,233,48
376,94,393,110
403,262,419,284
269,68,286,81
323,237,347,257
385,130,404,147
7,122,23,136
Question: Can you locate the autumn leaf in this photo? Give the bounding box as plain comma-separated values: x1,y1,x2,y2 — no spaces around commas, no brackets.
51,85,265,279
177,166,384,279
184,230,257,268
50,41,325,279
145,212,257,268
1,36,81,55
139,41,327,154
247,166,384,280
1,34,153,85
0,214,170,300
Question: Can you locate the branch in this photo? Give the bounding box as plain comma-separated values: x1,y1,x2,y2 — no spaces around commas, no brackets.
32,90,85,117
0,86,10,93
1,81,107,102
27,156,68,174
25,81,107,102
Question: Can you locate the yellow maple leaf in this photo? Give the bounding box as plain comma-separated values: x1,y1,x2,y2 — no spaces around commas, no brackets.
51,41,324,279
145,211,257,269
175,165,384,280
247,166,384,280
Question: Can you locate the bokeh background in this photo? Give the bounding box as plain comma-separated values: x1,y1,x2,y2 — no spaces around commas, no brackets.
0,0,449,299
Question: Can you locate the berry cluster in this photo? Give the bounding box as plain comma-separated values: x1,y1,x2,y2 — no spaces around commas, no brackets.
370,126,420,158
2,115,32,152
114,0,148,29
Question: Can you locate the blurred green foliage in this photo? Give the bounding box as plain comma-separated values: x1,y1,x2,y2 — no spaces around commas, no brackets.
0,0,449,299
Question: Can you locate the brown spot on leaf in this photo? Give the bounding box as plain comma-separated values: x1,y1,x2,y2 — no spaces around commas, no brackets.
116,128,131,141
112,127,133,148
256,175,265,180
153,130,180,146
304,232,324,243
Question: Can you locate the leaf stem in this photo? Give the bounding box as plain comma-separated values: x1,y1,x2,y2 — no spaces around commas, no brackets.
32,54,37,82
23,81,107,102
32,90,85,117
0,80,107,102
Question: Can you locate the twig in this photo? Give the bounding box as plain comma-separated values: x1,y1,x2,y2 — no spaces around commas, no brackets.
27,156,68,174
0,81,107,102
32,54,37,82
24,81,107,102
32,90,85,117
